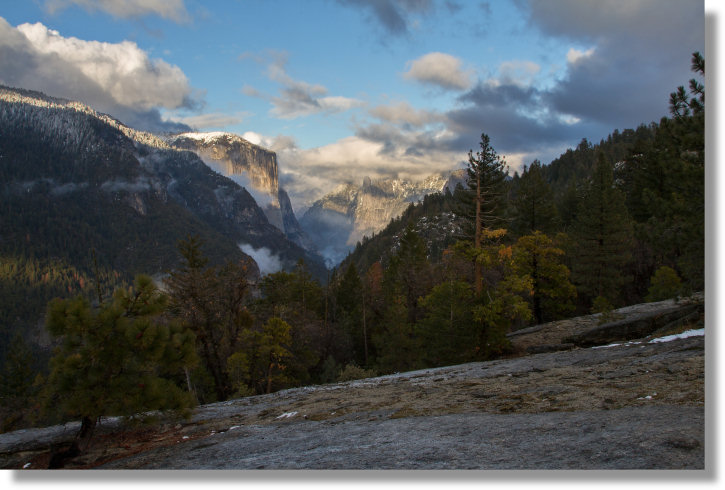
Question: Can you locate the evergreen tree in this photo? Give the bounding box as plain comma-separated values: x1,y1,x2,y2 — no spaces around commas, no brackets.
384,224,432,324
335,263,366,366
571,153,633,306
510,160,560,237
41,275,198,456
373,298,422,374
0,333,37,432
467,230,531,359
417,279,477,367
513,232,576,324
461,134,509,294
621,52,704,292
165,236,255,402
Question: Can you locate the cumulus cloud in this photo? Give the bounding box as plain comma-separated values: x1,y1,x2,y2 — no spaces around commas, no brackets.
403,52,472,91
494,60,541,88
566,47,595,65
43,0,190,23
336,0,433,36
369,101,441,128
0,17,200,131
242,52,363,119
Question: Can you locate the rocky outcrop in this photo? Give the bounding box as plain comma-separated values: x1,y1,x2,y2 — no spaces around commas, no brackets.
563,302,703,348
0,330,704,469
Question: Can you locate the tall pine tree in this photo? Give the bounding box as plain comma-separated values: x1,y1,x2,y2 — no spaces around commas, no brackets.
571,153,633,307
510,160,559,237
461,133,508,294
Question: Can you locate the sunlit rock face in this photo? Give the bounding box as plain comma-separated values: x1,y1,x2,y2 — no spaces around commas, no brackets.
300,174,453,266
167,132,311,250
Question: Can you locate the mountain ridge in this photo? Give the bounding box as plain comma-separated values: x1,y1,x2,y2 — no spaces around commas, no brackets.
0,85,327,351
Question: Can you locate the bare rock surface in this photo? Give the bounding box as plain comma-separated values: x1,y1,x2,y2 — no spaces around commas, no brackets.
0,298,705,470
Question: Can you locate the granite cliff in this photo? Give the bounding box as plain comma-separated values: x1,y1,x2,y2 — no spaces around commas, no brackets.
167,132,314,251
300,173,462,265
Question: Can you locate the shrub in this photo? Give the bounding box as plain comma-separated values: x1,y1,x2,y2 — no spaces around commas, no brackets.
646,266,683,302
337,363,377,382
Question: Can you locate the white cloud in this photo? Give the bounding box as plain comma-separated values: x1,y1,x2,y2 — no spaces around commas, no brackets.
43,0,190,23
369,101,441,127
0,18,198,131
496,60,541,88
16,22,191,110
173,112,248,130
243,51,363,120
403,52,473,91
277,135,463,209
566,47,595,65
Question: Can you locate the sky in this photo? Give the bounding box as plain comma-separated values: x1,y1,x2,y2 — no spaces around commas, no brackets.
0,0,707,211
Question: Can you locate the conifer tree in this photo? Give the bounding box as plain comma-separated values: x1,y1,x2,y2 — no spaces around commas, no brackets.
384,224,432,324
622,52,704,292
417,279,476,366
461,133,508,294
335,263,366,366
571,153,633,306
511,160,559,237
513,232,576,324
165,235,254,402
41,275,198,456
0,333,36,432
470,230,531,357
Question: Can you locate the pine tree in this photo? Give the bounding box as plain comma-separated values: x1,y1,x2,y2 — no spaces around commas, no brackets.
417,279,476,366
571,153,633,306
511,160,559,237
0,333,36,432
384,225,432,324
461,133,508,294
621,52,704,292
165,235,254,402
335,263,366,366
41,275,198,457
513,232,576,324
468,230,532,359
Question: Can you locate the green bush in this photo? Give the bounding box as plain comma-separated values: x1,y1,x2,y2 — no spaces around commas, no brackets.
646,266,683,302
337,364,377,382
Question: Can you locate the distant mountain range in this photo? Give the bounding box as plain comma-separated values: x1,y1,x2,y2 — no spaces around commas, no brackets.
299,170,466,266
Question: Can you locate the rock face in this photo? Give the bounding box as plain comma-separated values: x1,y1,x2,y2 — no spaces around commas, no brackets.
0,298,705,470
166,132,315,252
300,174,452,265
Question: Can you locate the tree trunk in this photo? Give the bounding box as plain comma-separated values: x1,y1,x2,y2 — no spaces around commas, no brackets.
475,171,483,295
362,289,369,366
48,415,96,467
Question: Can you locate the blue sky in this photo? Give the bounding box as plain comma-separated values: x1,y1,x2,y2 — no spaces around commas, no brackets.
0,0,707,208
